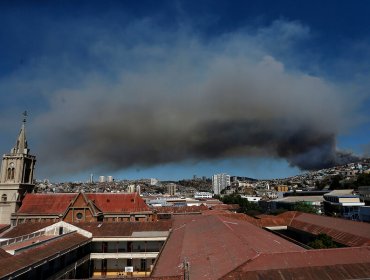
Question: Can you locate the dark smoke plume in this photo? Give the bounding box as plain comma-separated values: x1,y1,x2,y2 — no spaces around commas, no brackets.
24,20,360,176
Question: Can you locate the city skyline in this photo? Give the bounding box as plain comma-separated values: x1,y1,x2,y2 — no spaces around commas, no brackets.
0,1,369,182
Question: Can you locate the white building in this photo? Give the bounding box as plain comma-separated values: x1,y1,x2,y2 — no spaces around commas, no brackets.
194,192,213,199
167,184,176,196
241,195,262,203
323,190,365,220
212,173,230,195
99,176,106,183
150,178,158,186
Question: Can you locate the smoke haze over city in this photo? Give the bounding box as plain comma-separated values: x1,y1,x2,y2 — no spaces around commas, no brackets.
0,1,369,181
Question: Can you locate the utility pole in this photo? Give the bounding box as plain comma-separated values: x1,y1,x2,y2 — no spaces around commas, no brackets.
183,259,190,280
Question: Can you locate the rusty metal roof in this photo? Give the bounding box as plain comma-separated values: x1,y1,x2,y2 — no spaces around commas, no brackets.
73,220,173,237
226,247,370,273
16,192,151,216
224,263,370,280
0,249,10,259
1,222,54,238
152,214,304,280
86,193,150,213
289,212,370,246
0,224,10,234
17,193,75,215
155,205,208,214
0,232,90,278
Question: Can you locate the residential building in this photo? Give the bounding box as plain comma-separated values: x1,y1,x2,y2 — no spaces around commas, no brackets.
194,192,213,199
167,183,176,195
240,195,262,203
323,189,365,219
212,173,230,194
269,195,324,213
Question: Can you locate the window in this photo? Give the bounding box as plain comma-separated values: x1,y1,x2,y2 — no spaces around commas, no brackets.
140,259,146,271
7,163,15,180
76,212,83,220
1,194,7,202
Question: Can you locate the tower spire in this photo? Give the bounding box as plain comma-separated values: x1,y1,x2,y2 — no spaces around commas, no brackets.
12,111,28,154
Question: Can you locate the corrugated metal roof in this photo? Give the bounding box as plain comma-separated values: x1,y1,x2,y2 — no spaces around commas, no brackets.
325,189,354,195
16,192,151,216
86,193,150,213
226,247,370,273
224,263,370,280
0,233,90,278
17,193,75,215
155,205,208,214
152,214,304,280
1,222,54,238
290,212,370,246
0,248,10,259
74,221,173,237
0,224,10,234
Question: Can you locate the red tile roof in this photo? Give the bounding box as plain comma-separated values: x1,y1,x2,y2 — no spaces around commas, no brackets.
86,193,150,213
152,214,304,280
17,193,75,215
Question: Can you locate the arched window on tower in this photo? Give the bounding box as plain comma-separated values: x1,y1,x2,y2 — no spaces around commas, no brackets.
1,194,7,203
24,167,31,183
7,168,11,180
7,163,15,180
10,168,15,180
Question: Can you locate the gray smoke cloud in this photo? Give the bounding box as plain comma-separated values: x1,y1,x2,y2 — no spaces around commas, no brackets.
13,20,360,176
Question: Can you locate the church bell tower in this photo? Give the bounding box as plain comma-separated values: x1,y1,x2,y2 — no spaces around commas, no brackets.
0,112,36,224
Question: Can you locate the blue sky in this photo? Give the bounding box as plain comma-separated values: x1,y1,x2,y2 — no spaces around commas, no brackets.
0,1,369,182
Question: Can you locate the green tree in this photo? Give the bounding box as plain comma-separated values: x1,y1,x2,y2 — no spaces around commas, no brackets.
293,201,318,214
329,175,343,190
355,173,370,187
222,194,263,215
308,233,337,249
